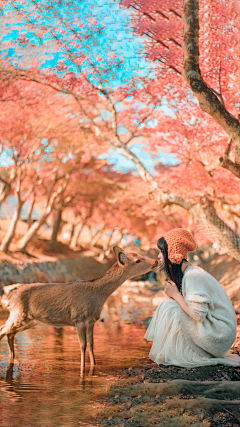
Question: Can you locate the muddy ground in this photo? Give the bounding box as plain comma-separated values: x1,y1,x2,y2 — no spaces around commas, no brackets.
96,363,240,427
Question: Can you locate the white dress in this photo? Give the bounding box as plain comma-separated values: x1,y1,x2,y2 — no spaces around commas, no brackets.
145,267,240,368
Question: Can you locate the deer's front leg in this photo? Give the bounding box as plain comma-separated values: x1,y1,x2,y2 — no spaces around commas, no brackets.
75,322,86,375
87,322,95,369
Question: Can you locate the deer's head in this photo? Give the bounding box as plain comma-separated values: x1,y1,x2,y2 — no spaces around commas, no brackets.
112,246,160,279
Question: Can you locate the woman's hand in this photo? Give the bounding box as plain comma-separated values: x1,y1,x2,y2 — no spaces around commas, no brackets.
164,280,191,317
164,280,180,299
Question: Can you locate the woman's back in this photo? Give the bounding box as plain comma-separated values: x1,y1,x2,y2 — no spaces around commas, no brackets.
180,266,236,358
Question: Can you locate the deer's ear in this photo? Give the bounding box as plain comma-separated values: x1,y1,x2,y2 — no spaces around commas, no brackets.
112,246,129,267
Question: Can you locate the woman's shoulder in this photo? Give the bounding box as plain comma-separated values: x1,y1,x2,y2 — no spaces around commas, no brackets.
183,265,234,307
184,265,218,284
184,265,206,277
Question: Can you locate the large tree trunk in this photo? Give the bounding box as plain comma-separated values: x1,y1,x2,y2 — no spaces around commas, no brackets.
0,170,16,206
182,0,240,175
98,230,120,261
191,199,240,262
0,181,11,206
17,211,50,252
70,220,85,250
27,194,35,230
97,231,112,262
90,222,106,247
68,222,75,245
91,230,104,248
98,229,123,261
0,199,24,253
49,208,62,250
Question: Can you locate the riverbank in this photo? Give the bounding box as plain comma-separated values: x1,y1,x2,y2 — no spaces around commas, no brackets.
96,363,240,427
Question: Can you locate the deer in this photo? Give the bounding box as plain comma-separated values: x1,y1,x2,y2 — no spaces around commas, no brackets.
0,246,159,375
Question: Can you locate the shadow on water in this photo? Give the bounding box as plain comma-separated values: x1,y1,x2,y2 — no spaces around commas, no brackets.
0,311,154,427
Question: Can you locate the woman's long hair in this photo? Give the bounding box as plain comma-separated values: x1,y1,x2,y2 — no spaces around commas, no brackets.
157,237,186,293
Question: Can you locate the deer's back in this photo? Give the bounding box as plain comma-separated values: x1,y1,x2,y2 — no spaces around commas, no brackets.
6,281,104,326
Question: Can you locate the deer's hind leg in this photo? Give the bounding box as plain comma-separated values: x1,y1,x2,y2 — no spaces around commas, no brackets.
0,315,20,365
0,312,35,365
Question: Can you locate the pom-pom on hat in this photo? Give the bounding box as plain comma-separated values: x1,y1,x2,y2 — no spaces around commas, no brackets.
163,228,197,264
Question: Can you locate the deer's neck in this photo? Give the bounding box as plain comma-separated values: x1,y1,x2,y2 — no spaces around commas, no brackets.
93,263,128,299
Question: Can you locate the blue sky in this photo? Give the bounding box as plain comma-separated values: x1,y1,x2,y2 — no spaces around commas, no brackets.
1,0,150,83
0,0,177,172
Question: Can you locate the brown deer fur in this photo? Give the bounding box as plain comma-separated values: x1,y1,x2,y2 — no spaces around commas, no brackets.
0,246,159,374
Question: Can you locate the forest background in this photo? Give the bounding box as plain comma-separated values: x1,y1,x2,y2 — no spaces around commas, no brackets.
0,0,240,264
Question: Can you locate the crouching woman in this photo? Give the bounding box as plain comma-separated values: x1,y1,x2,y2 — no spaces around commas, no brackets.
145,228,240,367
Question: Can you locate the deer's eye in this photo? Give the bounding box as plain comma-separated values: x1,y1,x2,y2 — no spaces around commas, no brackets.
136,259,141,263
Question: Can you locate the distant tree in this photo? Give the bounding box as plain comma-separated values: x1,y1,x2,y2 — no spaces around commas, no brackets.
0,80,104,253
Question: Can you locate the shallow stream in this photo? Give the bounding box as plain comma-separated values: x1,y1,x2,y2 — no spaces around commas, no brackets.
0,312,153,427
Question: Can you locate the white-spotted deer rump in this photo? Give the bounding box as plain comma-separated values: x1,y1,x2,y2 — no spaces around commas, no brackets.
0,247,159,374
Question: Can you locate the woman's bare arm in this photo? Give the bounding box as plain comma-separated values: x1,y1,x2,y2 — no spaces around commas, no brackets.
172,292,191,316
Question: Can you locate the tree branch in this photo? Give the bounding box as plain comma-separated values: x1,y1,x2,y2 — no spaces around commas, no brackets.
182,0,240,165
219,155,240,178
125,105,158,145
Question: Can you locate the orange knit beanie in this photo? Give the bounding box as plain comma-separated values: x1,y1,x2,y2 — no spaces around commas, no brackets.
163,228,197,264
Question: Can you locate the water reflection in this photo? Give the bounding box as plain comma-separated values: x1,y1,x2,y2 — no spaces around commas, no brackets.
0,310,154,427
